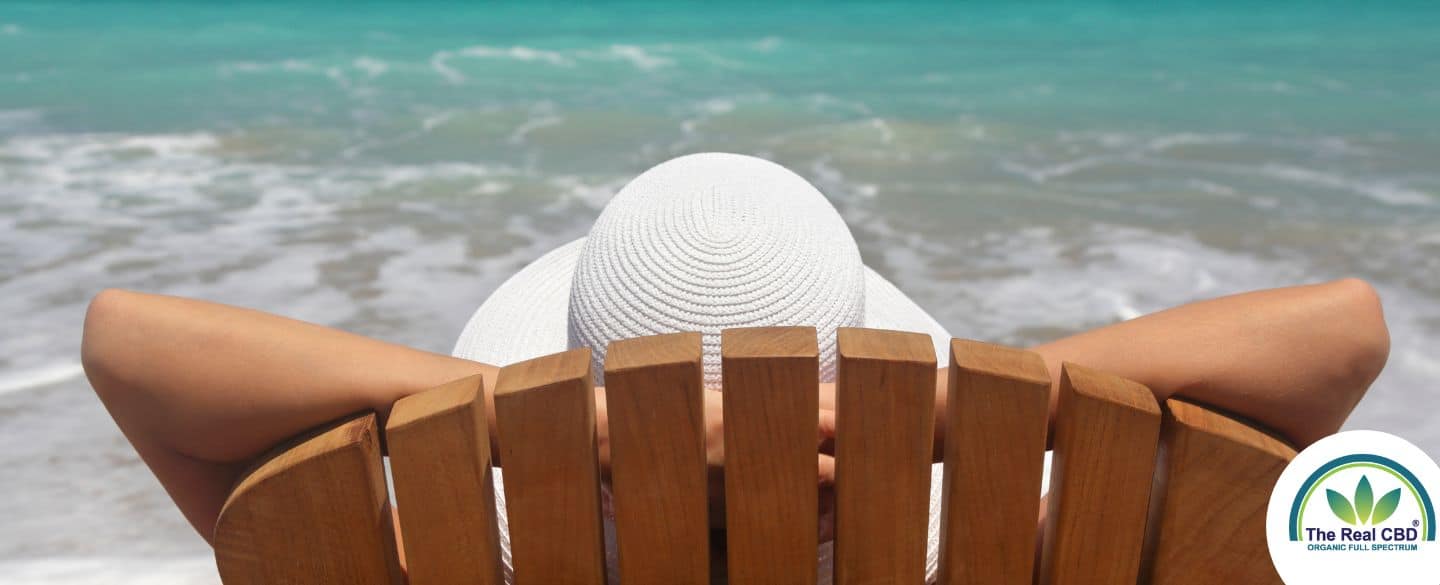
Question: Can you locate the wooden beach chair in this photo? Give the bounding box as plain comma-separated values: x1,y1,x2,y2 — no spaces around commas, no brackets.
211,327,1297,585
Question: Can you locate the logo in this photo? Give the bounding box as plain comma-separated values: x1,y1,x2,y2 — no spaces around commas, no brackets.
1288,454,1432,546
1267,430,1440,584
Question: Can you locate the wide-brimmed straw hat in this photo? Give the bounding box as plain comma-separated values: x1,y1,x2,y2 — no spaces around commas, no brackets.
454,152,965,583
453,152,952,384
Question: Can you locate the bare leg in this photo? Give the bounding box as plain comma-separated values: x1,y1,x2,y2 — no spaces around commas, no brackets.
81,289,494,541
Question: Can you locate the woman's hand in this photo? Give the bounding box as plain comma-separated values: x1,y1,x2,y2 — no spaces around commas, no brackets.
595,385,840,538
699,389,837,538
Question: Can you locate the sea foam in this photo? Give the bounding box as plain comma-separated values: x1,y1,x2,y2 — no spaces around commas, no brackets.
427,43,673,84
1,558,219,585
0,363,85,396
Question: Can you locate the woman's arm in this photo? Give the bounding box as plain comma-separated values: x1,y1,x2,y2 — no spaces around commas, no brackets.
924,279,1389,455
81,289,497,541
1026,278,1390,448
819,280,1387,462
86,278,1389,544
81,289,829,540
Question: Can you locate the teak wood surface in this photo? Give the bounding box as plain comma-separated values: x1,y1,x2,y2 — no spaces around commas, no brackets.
938,339,1051,585
386,374,504,585
1038,363,1161,585
604,332,710,585
1144,398,1296,585
209,331,1300,585
721,326,821,585
214,413,402,585
833,327,937,585
494,349,607,585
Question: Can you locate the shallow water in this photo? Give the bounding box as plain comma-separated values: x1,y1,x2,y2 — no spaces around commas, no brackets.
2,1,1438,581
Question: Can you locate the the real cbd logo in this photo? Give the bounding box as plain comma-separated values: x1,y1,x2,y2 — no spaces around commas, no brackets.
1309,474,1420,542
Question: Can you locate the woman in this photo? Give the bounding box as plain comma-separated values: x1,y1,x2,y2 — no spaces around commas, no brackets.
83,153,1389,580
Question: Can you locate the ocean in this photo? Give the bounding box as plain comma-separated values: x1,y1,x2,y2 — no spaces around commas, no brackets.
2,1,1438,582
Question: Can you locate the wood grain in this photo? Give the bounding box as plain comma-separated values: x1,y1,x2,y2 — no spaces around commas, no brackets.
494,349,607,585
214,413,403,585
833,327,937,585
385,374,504,585
1143,399,1295,585
1038,363,1161,585
603,332,709,585
937,339,1051,585
721,326,820,585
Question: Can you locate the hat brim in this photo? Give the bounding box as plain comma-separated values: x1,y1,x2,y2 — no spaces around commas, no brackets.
452,237,954,369
459,242,1047,582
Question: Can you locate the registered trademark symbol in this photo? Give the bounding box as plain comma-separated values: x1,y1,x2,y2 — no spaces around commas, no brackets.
1414,519,1421,528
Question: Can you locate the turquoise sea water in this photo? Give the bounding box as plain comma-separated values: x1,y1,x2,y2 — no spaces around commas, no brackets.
2,2,1439,582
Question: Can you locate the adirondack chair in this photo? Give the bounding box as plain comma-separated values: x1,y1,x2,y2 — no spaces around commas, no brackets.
211,327,1297,585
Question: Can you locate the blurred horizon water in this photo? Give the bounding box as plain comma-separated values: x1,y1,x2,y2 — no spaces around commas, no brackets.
2,1,1439,583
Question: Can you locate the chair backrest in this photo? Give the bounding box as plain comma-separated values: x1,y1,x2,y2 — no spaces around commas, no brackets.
212,327,1296,585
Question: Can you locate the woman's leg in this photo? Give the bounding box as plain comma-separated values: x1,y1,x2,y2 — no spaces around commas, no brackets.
81,289,494,541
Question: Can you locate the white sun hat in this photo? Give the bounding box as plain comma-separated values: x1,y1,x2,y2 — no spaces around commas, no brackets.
453,152,952,384
453,152,955,584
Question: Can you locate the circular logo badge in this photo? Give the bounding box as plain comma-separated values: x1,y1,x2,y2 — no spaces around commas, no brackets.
1267,430,1440,584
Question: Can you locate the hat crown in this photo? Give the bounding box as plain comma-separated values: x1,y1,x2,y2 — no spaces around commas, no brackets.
567,153,865,388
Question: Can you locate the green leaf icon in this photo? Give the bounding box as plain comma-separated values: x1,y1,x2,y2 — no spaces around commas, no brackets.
1371,488,1402,525
1355,476,1374,524
1328,489,1357,525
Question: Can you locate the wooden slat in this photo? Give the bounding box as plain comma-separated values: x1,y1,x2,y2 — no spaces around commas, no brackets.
386,374,504,585
215,413,402,585
721,326,820,585
494,349,607,585
1143,399,1296,585
603,332,710,585
938,339,1051,585
1038,363,1161,585
834,327,938,585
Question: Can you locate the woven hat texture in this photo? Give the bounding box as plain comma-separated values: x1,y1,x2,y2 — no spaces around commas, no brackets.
451,152,961,584
568,153,867,387
453,152,951,383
